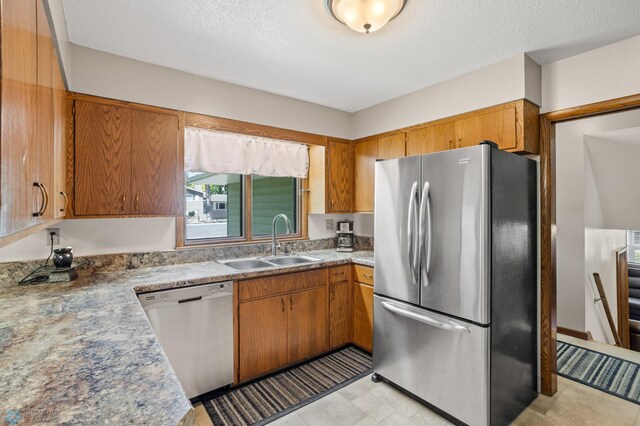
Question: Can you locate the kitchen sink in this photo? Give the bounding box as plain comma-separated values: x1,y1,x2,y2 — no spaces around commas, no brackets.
219,255,323,271
219,259,275,270
265,255,322,266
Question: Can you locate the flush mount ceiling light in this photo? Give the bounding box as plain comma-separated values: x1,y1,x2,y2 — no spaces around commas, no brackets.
326,0,407,34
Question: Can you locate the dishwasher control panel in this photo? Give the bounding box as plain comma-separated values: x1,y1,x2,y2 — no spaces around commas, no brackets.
138,281,233,307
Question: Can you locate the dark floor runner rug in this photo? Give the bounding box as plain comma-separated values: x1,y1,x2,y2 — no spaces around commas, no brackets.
203,346,372,425
558,341,640,404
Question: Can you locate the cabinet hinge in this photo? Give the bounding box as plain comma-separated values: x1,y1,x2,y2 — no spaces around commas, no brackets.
72,103,76,115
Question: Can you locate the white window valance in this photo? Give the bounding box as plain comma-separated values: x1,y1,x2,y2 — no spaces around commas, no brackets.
184,127,309,178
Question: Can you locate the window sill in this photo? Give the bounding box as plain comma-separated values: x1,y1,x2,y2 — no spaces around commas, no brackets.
177,235,308,250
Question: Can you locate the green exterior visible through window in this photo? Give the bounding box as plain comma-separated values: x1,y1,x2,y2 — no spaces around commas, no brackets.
251,175,298,236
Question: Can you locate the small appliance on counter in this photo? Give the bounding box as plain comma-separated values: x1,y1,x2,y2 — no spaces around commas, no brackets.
19,246,79,284
336,219,355,252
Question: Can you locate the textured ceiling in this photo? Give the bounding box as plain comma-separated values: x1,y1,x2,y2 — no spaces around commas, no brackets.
62,0,640,112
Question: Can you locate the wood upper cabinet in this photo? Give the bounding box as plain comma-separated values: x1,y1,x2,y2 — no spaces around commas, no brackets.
354,133,406,213
407,122,455,156
455,107,517,150
72,97,180,216
0,0,38,236
130,110,179,215
238,294,288,382
74,101,133,215
330,280,352,348
288,286,328,363
326,139,354,213
377,133,405,159
354,140,377,213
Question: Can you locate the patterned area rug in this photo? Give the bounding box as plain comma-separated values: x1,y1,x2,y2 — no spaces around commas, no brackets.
558,341,640,404
203,346,372,425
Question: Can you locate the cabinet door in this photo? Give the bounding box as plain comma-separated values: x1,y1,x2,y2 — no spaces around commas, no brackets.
407,122,455,156
353,282,374,352
239,295,288,382
74,101,132,215
288,287,328,363
354,140,377,213
455,108,516,150
330,281,352,348
35,0,54,222
52,57,67,218
327,140,353,213
378,133,405,159
0,0,38,236
130,110,179,215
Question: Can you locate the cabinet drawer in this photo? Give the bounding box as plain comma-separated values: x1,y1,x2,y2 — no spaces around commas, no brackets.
239,269,326,301
353,265,374,286
329,265,349,283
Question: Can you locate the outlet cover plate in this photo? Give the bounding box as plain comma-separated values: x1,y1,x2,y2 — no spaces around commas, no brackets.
325,219,334,231
46,228,60,245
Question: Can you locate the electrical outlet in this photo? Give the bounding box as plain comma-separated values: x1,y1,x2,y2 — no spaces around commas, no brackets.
46,228,60,245
325,219,334,231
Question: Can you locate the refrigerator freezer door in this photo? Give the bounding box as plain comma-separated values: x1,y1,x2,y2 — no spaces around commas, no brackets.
373,295,490,426
420,145,490,324
374,156,421,305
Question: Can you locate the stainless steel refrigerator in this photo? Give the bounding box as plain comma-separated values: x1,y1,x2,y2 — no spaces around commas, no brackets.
372,142,537,426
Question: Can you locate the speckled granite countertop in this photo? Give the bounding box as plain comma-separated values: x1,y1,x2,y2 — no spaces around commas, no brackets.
0,249,373,425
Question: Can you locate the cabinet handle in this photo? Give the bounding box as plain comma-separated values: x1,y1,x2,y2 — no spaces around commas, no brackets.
281,298,285,312
60,191,68,213
334,271,344,276
122,195,126,211
40,183,49,216
135,195,139,212
290,295,293,311
363,274,373,279
33,183,45,217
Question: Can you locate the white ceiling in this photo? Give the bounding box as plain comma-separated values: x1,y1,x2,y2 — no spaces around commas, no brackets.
62,0,640,112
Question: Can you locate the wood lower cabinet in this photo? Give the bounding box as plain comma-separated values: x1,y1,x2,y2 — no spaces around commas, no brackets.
238,294,288,382
329,280,352,348
353,265,374,352
288,287,328,363
72,96,180,216
237,268,328,382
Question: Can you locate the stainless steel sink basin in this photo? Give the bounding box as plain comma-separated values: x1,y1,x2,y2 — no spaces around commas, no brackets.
265,255,322,266
219,259,275,270
219,255,323,271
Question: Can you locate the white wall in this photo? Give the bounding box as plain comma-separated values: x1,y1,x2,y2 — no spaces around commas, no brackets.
541,35,640,113
70,44,352,139
351,54,541,139
0,218,176,262
555,109,640,338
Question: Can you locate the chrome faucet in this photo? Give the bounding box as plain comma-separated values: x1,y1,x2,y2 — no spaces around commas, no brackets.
272,214,293,256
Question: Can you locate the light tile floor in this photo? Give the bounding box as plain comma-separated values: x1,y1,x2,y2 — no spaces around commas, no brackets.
193,336,640,425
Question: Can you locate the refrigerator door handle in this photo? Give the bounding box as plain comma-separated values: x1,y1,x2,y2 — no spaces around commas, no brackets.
407,181,419,285
419,181,432,286
381,301,470,334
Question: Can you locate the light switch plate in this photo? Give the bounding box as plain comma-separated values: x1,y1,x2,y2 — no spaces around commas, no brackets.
325,219,334,231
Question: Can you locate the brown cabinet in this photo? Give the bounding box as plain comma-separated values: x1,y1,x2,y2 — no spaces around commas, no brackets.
52,53,68,218
330,280,352,348
352,265,374,352
238,294,288,382
456,107,516,150
288,287,328,363
354,133,406,213
72,97,180,216
1,0,66,242
237,268,328,382
308,139,354,214
407,122,455,156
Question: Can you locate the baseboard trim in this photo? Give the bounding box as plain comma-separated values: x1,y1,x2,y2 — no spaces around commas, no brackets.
558,326,592,341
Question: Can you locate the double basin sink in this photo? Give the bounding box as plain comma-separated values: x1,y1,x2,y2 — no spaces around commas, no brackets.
219,255,323,271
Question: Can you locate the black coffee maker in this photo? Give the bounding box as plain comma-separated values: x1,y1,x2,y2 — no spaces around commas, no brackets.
336,220,355,252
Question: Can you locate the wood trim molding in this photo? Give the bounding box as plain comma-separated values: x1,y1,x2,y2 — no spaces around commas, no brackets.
557,326,592,341
542,94,640,123
184,112,327,146
539,92,640,397
617,247,630,349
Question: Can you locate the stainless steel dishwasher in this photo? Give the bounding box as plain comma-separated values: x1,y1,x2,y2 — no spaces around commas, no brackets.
138,281,233,399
